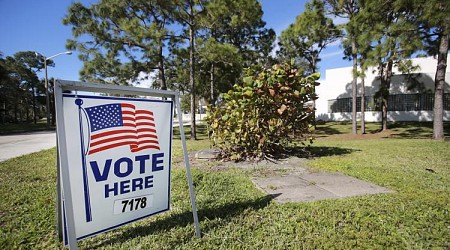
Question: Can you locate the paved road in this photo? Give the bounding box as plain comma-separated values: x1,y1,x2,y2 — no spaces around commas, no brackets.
0,131,57,162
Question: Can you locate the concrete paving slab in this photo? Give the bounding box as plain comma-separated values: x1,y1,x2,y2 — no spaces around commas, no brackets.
195,149,220,159
300,172,392,197
273,185,339,203
252,167,393,203
253,175,339,203
254,175,311,189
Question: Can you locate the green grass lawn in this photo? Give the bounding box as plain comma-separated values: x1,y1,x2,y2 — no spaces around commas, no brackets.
1,123,449,249
314,121,450,136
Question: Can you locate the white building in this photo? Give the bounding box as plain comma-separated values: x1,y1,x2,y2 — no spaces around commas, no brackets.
316,55,450,122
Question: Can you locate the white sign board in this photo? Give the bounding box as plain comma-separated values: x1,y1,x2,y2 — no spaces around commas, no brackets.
60,94,173,241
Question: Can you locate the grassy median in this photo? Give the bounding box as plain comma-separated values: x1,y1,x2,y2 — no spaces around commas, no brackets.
1,122,449,249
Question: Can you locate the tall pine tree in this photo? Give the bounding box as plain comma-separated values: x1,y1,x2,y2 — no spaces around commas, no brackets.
323,0,360,134
63,0,176,88
414,0,450,140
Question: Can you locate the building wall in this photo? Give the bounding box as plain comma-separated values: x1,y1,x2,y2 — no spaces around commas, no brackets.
316,55,450,122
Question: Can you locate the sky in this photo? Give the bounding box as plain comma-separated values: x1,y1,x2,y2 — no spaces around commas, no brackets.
0,0,351,82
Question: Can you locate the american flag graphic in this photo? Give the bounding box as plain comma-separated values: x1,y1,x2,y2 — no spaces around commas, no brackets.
85,103,160,155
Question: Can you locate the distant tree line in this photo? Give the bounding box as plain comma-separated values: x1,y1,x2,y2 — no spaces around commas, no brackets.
0,51,55,124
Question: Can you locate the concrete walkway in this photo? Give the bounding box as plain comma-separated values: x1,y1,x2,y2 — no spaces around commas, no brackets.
195,149,392,203
0,131,56,162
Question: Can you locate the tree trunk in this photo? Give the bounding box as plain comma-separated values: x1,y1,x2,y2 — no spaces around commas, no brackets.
158,45,167,90
433,34,448,140
25,98,29,122
32,86,37,124
210,62,215,105
311,57,317,129
14,102,18,122
381,60,393,131
51,94,56,126
351,40,358,134
189,22,197,140
360,76,365,134
381,96,387,131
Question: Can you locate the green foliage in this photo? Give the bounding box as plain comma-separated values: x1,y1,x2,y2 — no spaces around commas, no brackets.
278,0,341,73
195,38,243,103
207,63,319,161
202,0,275,67
166,0,275,105
414,0,450,55
63,0,175,87
0,52,46,124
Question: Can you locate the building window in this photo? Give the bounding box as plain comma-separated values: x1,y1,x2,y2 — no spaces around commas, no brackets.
328,93,450,113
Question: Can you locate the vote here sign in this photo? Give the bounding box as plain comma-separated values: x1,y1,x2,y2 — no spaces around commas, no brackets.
60,94,173,241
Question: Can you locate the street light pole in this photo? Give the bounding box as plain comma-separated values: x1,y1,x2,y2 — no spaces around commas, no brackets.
41,51,72,129
44,58,49,128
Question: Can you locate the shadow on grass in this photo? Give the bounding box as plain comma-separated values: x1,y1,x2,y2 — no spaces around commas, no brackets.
387,121,450,139
262,146,356,161
390,127,432,139
313,124,344,136
304,146,357,157
88,194,277,248
313,121,450,140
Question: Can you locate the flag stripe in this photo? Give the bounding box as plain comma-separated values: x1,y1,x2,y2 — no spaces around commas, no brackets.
89,132,137,154
90,135,138,147
136,115,154,120
136,128,158,135
136,122,156,127
89,141,137,155
123,117,135,122
91,129,136,140
136,134,158,140
131,145,160,152
121,103,135,109
122,111,134,115
136,110,154,116
137,139,159,145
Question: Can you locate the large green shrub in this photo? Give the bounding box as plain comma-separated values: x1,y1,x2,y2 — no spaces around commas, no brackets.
206,63,319,161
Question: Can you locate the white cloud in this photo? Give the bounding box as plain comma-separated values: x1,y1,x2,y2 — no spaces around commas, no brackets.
330,15,348,25
327,39,342,48
271,38,280,57
130,71,156,88
321,50,343,59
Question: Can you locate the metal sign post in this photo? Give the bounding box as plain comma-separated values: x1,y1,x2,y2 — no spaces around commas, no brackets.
175,93,201,238
54,80,201,249
54,81,78,249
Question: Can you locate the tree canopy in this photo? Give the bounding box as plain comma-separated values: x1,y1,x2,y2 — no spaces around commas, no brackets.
0,52,48,124
278,0,341,74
